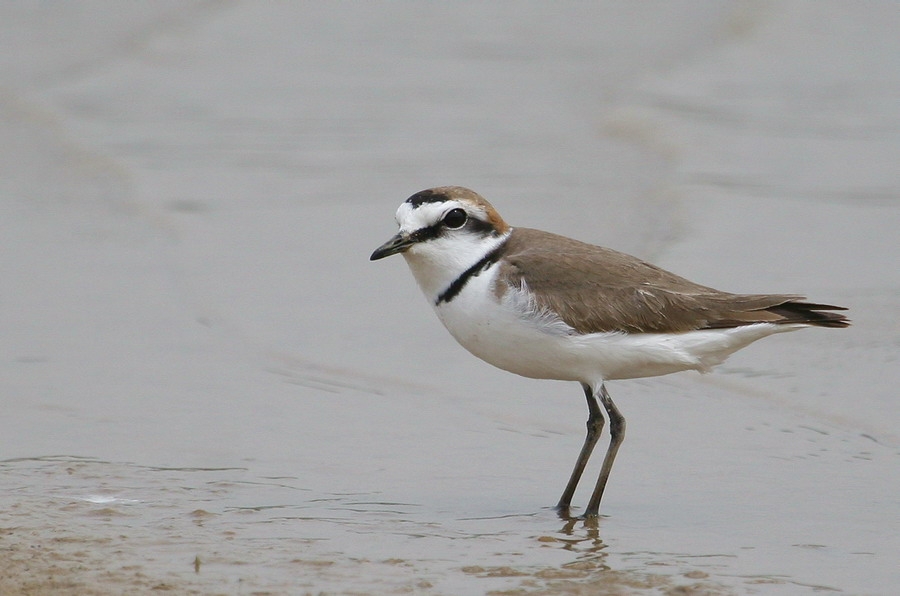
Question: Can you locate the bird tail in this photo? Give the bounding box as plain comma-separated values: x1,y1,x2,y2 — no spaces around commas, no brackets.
765,300,850,328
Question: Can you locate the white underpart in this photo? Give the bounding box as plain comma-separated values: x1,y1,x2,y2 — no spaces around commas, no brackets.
395,204,803,386
431,264,801,383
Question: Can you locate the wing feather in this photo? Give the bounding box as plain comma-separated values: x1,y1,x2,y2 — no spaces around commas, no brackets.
496,228,848,334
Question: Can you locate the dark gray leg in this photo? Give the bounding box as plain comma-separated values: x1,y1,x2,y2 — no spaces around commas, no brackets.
556,383,604,514
583,383,625,517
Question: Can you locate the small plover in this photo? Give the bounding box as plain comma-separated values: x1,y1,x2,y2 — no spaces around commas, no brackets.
371,186,849,518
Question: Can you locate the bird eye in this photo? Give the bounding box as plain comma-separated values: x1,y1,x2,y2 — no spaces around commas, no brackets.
442,208,468,229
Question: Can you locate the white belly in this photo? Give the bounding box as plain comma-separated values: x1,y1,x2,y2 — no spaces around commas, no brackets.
431,266,796,384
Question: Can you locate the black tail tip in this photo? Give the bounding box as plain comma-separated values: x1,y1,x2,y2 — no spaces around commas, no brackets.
788,302,850,328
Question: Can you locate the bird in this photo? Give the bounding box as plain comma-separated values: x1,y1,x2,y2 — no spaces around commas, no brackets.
370,186,849,518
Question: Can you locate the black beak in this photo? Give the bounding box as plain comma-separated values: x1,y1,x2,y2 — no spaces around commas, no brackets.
370,232,415,260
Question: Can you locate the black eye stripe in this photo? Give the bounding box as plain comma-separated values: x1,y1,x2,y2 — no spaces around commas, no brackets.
409,224,441,244
408,214,498,245
462,215,497,236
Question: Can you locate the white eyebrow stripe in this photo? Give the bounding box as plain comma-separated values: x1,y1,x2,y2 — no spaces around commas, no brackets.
396,200,459,233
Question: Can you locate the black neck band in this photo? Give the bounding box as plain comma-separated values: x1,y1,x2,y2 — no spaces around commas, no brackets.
435,238,508,306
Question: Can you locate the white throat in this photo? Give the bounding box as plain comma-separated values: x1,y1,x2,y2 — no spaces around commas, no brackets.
402,230,511,303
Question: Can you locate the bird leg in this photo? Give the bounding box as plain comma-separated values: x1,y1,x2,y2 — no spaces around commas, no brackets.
556,383,604,515
583,384,626,517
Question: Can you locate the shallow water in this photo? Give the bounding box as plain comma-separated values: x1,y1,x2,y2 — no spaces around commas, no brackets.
2,2,899,594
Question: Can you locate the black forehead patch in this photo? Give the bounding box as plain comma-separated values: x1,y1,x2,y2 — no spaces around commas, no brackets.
406,189,450,208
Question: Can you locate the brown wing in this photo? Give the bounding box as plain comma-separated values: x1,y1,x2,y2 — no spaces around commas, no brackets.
496,228,849,334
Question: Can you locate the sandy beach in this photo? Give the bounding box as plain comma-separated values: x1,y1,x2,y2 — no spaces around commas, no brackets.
2,2,898,594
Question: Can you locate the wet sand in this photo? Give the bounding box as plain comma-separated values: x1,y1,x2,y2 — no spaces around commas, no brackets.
2,2,899,594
